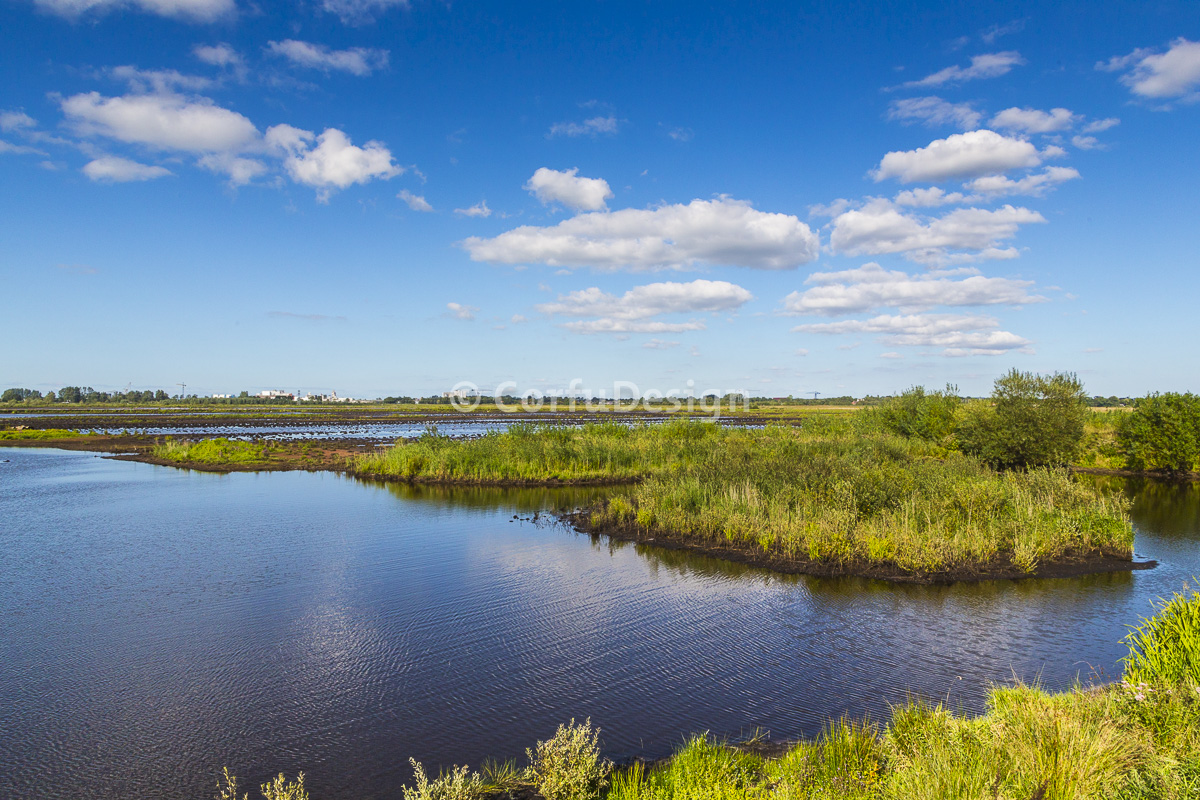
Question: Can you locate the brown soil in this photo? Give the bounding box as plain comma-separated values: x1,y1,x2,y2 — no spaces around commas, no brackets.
564,510,1153,585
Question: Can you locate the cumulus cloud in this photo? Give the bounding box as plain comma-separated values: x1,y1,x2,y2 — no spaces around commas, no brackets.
793,313,1031,355
321,0,408,24
454,200,492,218
398,189,433,211
829,199,1045,265
525,167,613,211
900,51,1025,88
989,106,1079,133
34,0,233,20
872,130,1045,183
62,91,259,153
0,139,47,155
266,124,401,200
548,116,619,138
198,153,267,185
887,96,982,129
463,197,819,272
643,339,680,349
1083,117,1120,133
893,187,967,207
446,302,477,321
1071,135,1101,150
193,43,243,68
782,262,1044,316
108,65,213,94
1099,38,1200,101
266,40,389,76
0,111,38,132
537,279,752,334
82,155,172,181
964,166,1080,198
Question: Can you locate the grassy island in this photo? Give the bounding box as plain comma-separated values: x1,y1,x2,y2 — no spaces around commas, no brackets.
349,420,1134,581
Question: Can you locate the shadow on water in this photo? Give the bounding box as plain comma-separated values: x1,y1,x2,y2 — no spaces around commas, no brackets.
349,474,628,514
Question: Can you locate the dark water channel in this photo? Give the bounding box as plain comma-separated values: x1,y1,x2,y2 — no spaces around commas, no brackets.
1,448,1197,800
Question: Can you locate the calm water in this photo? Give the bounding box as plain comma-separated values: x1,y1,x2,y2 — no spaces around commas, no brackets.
1,449,1197,800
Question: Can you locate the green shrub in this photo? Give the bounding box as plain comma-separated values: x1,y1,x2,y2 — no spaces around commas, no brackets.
403,758,484,800
1117,392,1200,472
955,369,1087,469
216,768,309,800
874,385,961,442
525,718,610,800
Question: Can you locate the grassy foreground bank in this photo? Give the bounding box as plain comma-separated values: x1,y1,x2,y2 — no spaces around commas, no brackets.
222,587,1200,800
350,421,1134,580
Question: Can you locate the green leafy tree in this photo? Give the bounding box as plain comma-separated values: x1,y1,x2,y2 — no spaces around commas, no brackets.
1116,392,1200,472
956,369,1087,469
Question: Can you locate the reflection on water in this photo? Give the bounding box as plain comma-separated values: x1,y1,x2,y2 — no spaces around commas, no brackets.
1,448,1197,800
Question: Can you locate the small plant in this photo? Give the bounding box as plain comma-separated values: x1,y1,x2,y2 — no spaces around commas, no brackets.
261,772,308,800
1123,585,1200,686
525,718,611,800
403,757,484,800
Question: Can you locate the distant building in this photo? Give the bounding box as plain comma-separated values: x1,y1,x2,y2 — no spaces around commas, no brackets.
211,393,232,399
258,390,293,399
443,389,476,399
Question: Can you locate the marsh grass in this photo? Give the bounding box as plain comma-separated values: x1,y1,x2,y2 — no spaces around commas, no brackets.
1122,585,1200,686
0,427,87,440
152,437,269,465
352,420,1133,577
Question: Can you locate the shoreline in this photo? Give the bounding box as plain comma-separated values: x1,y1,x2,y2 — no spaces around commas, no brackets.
1,435,1158,584
565,509,1154,585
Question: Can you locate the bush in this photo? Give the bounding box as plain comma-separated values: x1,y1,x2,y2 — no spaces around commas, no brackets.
402,758,484,800
1117,392,1200,473
874,385,960,442
525,718,611,800
955,369,1087,469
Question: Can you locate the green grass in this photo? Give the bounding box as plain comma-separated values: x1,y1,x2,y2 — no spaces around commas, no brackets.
0,428,88,440
1123,586,1200,686
353,420,1134,578
152,437,269,465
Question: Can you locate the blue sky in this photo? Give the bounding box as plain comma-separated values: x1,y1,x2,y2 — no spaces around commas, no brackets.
2,0,1197,399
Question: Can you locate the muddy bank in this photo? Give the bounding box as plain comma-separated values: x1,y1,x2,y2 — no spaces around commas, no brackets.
564,510,1152,585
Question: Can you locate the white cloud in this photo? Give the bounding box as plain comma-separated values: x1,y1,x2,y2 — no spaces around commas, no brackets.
266,124,401,199
989,106,1079,133
266,40,389,76
1071,135,1101,150
643,339,680,349
1083,117,1120,133
829,199,1045,265
35,0,233,21
109,65,213,94
537,279,752,334
808,198,853,218
524,167,613,211
193,43,243,68
964,166,1080,197
463,197,820,272
782,262,1044,316
794,348,809,357
548,116,619,138
446,302,477,321
398,189,433,211
0,140,47,155
893,187,967,207
321,0,408,24
82,155,172,182
62,91,259,153
0,111,37,132
511,314,527,324
880,352,903,359
900,51,1025,88
198,153,267,185
454,200,492,218
981,20,1025,44
1099,38,1200,100
887,96,982,129
872,130,1044,183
